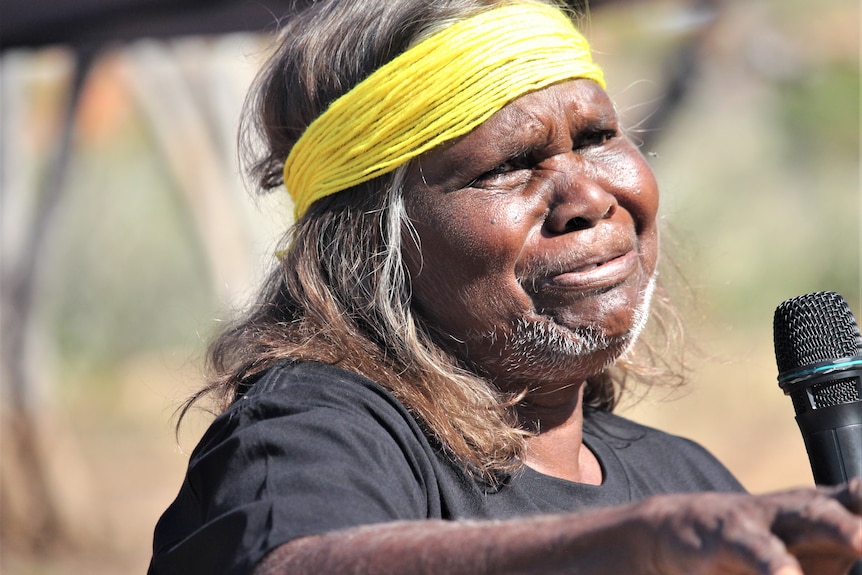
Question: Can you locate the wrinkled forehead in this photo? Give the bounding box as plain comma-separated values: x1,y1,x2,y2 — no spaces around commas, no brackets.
403,79,614,193
285,2,604,220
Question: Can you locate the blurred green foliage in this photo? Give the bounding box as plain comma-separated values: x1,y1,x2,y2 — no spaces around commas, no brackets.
42,104,216,372
776,61,859,165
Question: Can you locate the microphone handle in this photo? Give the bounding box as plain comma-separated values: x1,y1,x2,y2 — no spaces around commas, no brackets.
795,401,862,575
795,400,862,485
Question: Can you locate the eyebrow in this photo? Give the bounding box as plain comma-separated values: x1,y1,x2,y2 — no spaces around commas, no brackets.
484,106,551,159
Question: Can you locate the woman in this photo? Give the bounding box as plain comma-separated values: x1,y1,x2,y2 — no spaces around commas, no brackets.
149,1,862,573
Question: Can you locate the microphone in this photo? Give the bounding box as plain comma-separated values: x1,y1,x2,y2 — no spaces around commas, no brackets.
773,292,862,575
772,291,862,486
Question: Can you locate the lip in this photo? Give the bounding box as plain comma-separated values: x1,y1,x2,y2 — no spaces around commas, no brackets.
533,249,640,293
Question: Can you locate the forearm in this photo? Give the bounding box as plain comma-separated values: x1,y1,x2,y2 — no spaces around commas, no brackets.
254,483,862,575
255,506,651,575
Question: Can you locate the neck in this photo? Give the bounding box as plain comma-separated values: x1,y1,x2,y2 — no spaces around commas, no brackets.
518,384,602,485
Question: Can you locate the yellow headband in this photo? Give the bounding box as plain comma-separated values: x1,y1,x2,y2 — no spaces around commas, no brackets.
283,2,605,219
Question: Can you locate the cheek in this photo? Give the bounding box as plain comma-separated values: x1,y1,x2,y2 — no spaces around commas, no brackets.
596,149,661,279
410,196,531,277
602,150,660,231
404,198,536,334
632,168,660,230
631,164,661,273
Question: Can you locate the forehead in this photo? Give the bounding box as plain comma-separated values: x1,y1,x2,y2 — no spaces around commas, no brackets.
504,79,614,127
407,80,615,186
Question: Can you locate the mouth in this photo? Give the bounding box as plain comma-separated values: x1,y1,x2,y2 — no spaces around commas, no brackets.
526,250,640,294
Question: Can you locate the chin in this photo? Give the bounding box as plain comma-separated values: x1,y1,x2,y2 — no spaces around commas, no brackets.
481,273,658,386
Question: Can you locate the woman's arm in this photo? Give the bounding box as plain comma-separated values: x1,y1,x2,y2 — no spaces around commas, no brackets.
256,481,862,575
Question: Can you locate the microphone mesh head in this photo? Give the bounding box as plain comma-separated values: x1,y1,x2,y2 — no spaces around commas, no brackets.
773,291,862,374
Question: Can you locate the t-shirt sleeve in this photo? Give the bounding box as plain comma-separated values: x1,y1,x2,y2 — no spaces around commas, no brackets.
149,363,437,575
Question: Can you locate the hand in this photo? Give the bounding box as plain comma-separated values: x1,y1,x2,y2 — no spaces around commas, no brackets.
780,480,862,575
641,479,862,575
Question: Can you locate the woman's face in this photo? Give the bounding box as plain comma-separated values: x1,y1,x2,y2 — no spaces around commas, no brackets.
402,79,660,392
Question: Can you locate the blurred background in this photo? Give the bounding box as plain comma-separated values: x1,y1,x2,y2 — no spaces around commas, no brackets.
1,0,858,572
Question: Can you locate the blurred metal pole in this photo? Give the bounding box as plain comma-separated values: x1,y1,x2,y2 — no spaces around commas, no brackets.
122,40,255,309
0,43,99,551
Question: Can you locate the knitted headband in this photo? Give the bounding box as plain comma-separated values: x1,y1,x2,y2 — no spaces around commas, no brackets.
283,2,605,219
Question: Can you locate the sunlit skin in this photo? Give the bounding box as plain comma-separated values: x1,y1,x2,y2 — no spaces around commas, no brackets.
402,79,660,483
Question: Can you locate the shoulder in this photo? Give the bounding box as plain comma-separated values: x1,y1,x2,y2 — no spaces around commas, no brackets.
584,408,746,495
584,407,709,453
152,361,443,574
197,361,420,448
236,360,408,415
184,361,439,492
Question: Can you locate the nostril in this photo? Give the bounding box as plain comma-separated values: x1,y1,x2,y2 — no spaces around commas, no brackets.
546,184,617,235
564,217,591,233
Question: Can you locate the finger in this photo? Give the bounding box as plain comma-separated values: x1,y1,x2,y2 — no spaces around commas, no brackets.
834,477,862,515
796,551,860,575
771,490,862,556
668,510,804,575
723,529,804,575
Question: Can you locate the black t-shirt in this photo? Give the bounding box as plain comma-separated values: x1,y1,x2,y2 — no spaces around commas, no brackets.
149,361,744,575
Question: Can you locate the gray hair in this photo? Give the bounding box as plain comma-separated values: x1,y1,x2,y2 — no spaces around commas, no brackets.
186,0,684,480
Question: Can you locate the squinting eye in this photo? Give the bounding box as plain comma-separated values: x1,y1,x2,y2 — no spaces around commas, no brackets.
466,157,530,187
575,129,616,149
486,161,518,176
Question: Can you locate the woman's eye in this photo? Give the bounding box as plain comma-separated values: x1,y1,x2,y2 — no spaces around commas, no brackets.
575,129,616,149
466,157,530,187
486,161,519,176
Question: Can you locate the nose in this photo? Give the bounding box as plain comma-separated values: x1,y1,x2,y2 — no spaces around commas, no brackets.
544,164,617,235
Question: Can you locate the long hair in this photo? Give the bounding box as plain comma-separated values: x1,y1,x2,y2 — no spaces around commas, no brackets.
181,0,685,480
